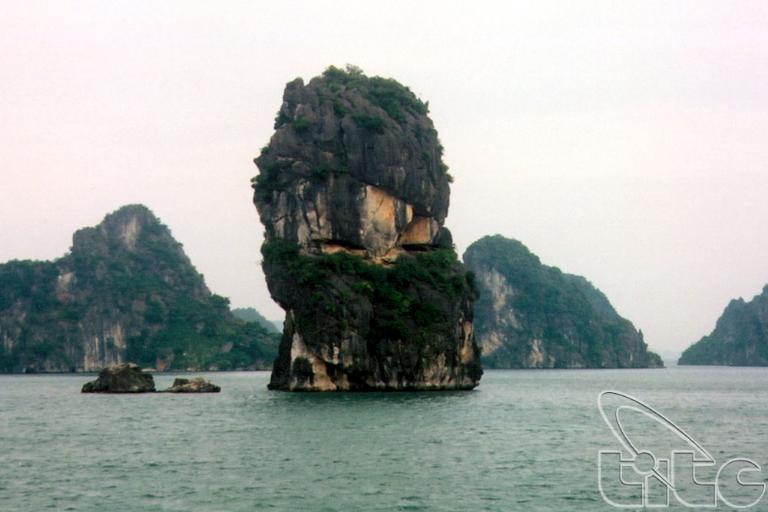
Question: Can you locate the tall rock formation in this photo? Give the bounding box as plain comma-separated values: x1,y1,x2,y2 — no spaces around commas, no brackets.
0,205,278,372
464,235,663,368
253,66,482,391
679,285,768,365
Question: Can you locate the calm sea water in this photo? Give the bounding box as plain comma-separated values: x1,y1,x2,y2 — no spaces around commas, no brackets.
2,368,768,511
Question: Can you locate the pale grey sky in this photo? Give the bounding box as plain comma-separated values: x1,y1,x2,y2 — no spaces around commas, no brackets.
2,1,768,358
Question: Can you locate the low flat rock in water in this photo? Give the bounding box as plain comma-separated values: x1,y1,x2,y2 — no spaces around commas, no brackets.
163,377,220,393
81,363,156,393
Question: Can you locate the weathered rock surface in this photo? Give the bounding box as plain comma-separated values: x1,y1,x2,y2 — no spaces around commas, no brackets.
163,377,221,393
81,363,155,393
253,66,482,390
464,235,663,369
0,204,278,373
679,285,768,365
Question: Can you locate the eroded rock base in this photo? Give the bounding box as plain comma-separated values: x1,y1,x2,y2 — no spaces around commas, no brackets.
264,244,482,391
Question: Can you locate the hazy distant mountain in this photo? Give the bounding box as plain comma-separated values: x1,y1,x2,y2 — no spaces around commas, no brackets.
232,307,280,334
0,205,279,372
679,285,768,365
464,235,663,369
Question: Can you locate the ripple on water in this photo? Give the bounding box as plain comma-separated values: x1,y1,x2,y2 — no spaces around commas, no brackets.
3,369,768,511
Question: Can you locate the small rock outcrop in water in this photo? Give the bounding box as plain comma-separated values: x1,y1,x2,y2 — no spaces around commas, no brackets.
164,377,221,393
0,205,279,373
81,363,155,393
252,66,482,391
679,285,768,365
463,235,663,369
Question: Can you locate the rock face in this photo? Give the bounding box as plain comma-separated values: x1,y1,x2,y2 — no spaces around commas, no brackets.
253,66,482,391
464,235,663,369
0,205,278,373
81,363,155,393
163,377,221,393
679,285,768,365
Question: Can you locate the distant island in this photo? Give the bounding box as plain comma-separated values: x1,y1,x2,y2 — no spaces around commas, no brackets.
231,307,281,334
464,235,663,369
0,204,278,373
679,285,768,365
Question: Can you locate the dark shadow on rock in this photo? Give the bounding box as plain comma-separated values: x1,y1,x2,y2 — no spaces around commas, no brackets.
81,363,155,393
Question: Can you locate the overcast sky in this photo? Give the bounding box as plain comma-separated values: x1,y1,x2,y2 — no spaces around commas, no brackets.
2,1,767,359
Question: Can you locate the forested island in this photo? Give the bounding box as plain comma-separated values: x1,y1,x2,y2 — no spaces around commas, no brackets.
0,205,278,373
464,235,663,369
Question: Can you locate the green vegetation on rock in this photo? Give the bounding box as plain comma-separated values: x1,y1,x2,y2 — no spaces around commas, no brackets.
321,65,429,123
464,235,663,369
679,285,768,365
262,240,476,343
0,205,279,373
252,65,450,217
231,307,280,334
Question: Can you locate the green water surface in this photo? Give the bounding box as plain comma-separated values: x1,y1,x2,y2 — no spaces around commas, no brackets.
2,368,767,511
